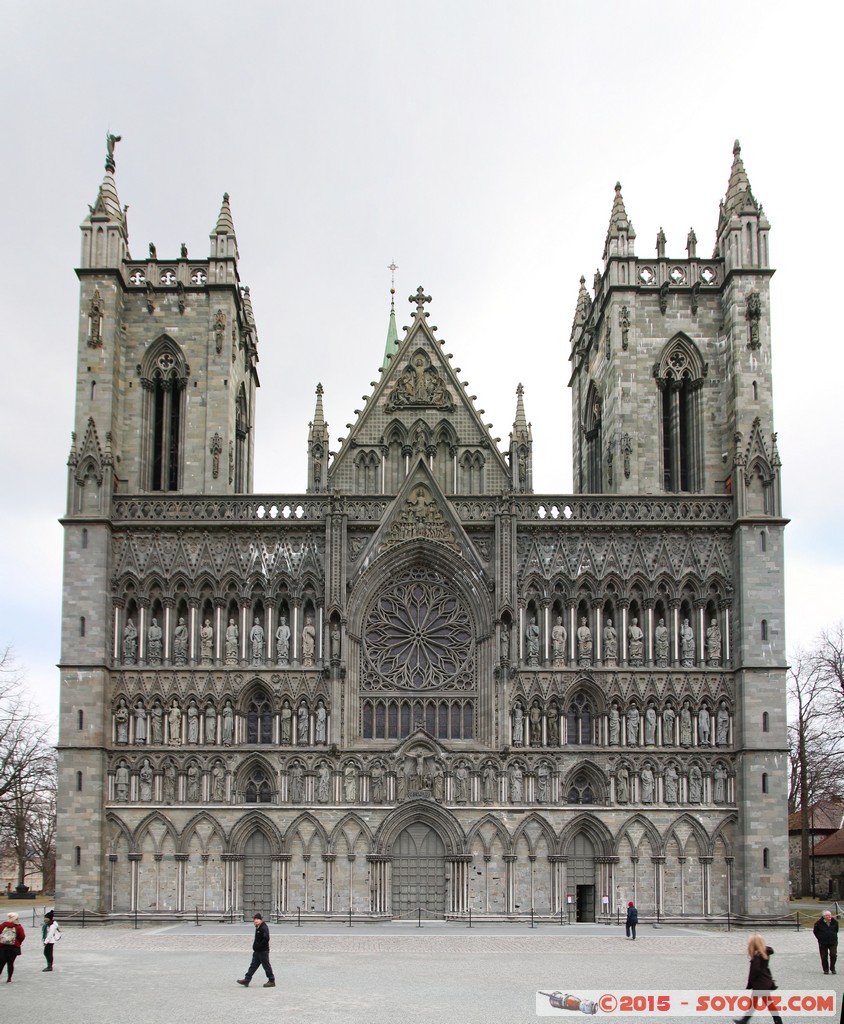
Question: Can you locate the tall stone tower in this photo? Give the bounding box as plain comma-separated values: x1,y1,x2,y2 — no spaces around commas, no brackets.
56,137,259,903
568,141,787,912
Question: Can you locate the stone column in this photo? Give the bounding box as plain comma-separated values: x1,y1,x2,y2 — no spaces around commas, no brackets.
322,854,335,913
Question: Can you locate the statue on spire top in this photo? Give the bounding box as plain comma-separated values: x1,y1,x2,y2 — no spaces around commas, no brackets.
105,132,122,174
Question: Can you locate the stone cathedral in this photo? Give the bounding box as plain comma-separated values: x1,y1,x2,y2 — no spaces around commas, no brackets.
56,140,788,921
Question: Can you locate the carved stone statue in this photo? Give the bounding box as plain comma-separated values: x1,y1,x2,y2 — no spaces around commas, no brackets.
371,765,385,804
616,766,629,803
716,701,729,746
212,763,225,802
330,624,341,660
664,765,678,803
298,704,309,744
150,700,164,745
482,764,496,802
147,617,163,665
525,617,540,667
317,763,331,803
200,619,214,663
115,698,129,744
280,700,292,744
187,764,199,802
163,761,176,803
205,703,216,745
275,616,291,665
225,617,239,665
508,764,523,802
645,704,657,745
655,618,670,667
547,708,559,747
173,617,188,665
250,616,265,664
706,618,722,666
698,706,711,745
122,618,138,664
640,766,654,803
343,765,357,802
529,703,542,746
680,618,695,667
115,761,130,801
290,764,304,803
608,704,620,746
551,616,567,666
454,765,469,802
500,624,511,662
222,701,234,746
512,703,524,746
134,700,147,744
302,617,316,667
315,701,327,744
626,704,640,746
168,701,182,746
187,699,200,744
432,762,444,802
537,763,550,803
689,765,703,803
714,764,726,803
662,706,675,745
627,618,644,666
577,617,593,666
603,618,618,665
679,702,692,746
139,759,153,802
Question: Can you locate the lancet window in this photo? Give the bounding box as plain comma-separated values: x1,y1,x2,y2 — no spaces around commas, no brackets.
140,336,188,492
655,335,706,493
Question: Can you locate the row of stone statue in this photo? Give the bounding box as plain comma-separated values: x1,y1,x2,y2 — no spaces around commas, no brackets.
614,763,729,805
110,754,730,807
511,698,731,747
121,614,339,667
519,615,722,667
113,696,329,746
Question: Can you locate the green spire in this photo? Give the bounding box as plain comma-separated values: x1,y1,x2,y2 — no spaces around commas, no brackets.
382,289,399,370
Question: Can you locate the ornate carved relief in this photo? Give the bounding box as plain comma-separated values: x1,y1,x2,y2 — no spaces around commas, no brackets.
386,351,453,412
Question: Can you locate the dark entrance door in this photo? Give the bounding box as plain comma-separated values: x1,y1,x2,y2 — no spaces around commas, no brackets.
243,829,273,918
569,832,596,922
576,884,595,922
391,823,446,918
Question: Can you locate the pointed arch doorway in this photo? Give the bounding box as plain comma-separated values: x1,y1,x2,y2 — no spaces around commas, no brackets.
391,823,446,917
243,829,273,918
569,833,596,922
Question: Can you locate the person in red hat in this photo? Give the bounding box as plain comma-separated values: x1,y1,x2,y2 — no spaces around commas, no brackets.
625,901,638,940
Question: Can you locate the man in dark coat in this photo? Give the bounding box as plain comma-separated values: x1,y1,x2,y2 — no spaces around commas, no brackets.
813,910,839,975
625,901,638,940
237,913,275,988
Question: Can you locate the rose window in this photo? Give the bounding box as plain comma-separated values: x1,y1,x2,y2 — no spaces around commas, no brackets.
362,568,474,691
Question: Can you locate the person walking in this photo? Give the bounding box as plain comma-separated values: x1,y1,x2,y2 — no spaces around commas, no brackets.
813,910,839,975
733,933,783,1024
42,910,60,972
237,913,275,988
0,912,25,983
625,901,638,940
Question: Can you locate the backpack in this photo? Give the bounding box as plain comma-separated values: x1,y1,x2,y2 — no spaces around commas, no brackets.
0,925,17,945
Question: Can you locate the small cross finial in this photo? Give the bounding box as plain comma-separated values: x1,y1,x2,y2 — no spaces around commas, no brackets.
388,261,398,289
410,286,432,313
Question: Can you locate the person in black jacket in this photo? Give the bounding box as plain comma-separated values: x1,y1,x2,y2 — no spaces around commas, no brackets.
813,910,839,975
625,901,638,940
237,913,275,988
733,934,782,1024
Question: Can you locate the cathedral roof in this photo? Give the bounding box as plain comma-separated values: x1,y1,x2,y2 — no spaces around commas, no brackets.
86,172,127,234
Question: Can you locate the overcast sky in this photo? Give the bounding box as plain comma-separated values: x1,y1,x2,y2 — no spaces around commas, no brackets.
1,0,841,723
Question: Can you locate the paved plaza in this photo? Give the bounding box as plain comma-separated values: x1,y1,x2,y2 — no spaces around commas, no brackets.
0,914,840,1024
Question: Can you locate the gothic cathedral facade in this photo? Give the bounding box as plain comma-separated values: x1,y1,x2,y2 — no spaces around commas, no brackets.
56,142,787,920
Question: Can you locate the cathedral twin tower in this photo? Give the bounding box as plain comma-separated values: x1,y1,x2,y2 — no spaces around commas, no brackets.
57,140,786,920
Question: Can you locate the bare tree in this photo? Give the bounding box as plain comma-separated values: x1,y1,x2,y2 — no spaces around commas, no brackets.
788,645,844,896
814,622,844,701
0,647,56,890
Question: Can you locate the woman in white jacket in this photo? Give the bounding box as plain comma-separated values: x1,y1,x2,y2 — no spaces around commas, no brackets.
42,911,60,972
